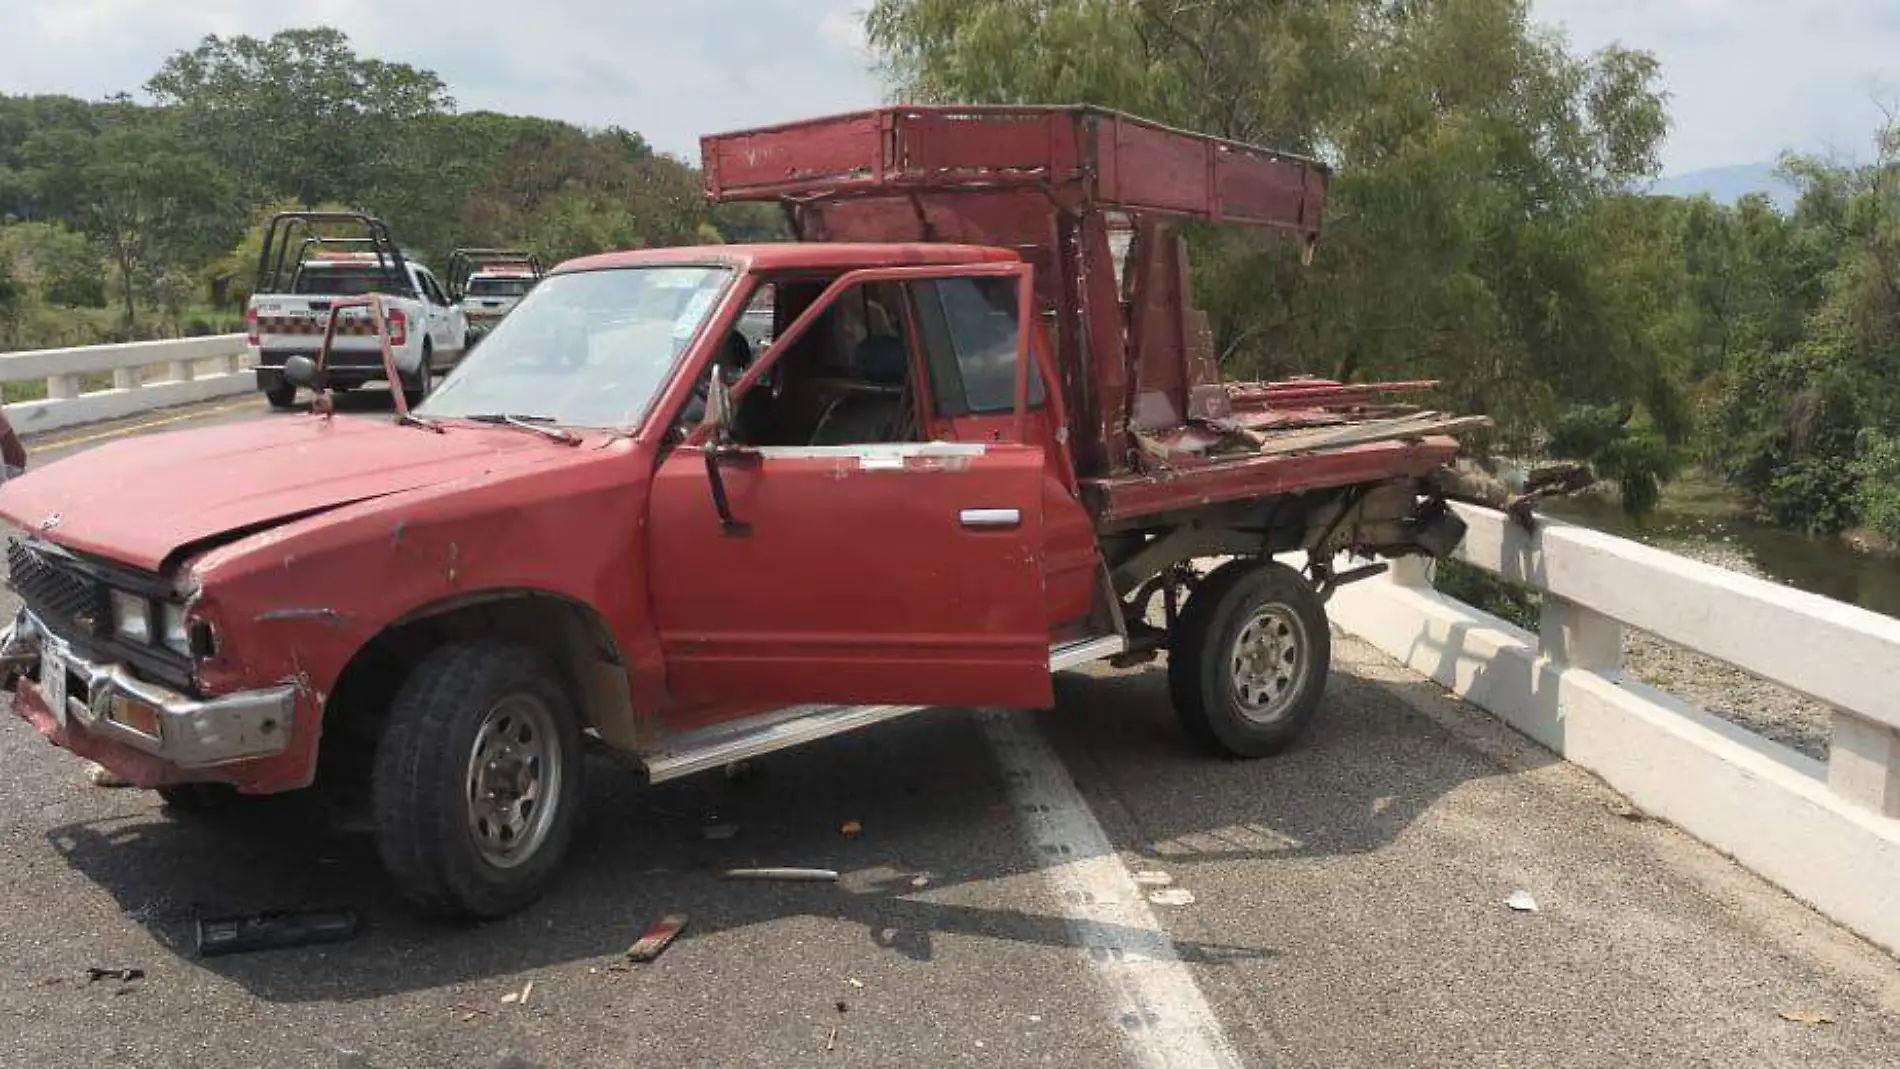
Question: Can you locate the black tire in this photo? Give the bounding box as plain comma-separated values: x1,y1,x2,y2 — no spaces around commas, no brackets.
402,343,433,408
263,383,297,409
157,782,241,814
1168,559,1331,758
372,643,584,920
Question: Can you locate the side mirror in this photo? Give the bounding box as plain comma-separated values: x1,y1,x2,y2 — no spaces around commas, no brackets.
282,354,326,392
704,362,737,447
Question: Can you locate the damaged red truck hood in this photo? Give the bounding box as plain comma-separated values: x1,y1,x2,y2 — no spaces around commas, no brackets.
0,416,561,572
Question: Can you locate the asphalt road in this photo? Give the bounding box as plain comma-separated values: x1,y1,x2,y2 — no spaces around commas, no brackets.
2,392,1898,1069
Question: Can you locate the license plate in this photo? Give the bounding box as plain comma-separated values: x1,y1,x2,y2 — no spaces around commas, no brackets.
41,645,67,727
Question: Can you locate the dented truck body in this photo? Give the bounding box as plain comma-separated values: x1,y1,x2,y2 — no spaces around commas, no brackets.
0,106,1482,919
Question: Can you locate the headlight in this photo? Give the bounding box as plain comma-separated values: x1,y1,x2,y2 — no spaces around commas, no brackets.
110,591,152,645
160,603,189,656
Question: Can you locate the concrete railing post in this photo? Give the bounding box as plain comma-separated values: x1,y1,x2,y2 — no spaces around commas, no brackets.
45,374,78,400
1539,595,1624,673
1829,715,1900,818
1388,555,1435,588
112,367,138,391
167,360,195,383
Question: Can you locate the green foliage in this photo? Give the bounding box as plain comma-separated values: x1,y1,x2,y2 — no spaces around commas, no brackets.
0,221,100,307
1546,403,1677,518
1851,430,1900,545
145,27,452,206
1433,559,1540,631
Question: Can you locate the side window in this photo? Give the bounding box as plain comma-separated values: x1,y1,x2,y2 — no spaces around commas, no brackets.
711,279,920,449
911,277,1043,417
421,272,450,306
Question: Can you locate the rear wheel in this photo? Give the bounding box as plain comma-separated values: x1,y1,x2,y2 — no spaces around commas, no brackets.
402,342,433,408
372,643,584,919
1169,560,1331,758
263,382,297,409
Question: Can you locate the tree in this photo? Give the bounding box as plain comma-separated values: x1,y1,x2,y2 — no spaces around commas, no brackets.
0,220,104,307
31,118,239,327
146,27,452,205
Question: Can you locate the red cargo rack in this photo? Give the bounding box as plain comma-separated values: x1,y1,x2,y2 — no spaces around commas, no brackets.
701,105,1330,244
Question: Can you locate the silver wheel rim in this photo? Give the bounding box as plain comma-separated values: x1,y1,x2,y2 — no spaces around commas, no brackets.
1228,605,1308,725
465,693,562,870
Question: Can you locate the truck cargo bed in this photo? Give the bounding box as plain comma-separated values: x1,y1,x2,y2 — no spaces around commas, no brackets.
1083,377,1487,524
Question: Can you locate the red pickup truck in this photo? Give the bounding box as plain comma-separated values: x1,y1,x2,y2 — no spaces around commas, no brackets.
0,107,1480,919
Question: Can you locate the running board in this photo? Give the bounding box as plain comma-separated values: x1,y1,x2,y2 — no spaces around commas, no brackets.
640,635,1127,784
1050,634,1126,672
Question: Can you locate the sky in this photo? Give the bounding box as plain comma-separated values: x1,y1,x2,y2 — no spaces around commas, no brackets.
1,1,1896,178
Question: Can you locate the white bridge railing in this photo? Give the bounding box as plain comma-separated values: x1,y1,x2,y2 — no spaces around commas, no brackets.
1325,503,1900,956
0,335,257,435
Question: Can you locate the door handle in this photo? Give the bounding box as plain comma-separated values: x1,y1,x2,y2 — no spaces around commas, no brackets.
959,508,1021,528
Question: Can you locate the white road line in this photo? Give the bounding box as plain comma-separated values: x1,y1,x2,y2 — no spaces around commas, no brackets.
978,709,1244,1069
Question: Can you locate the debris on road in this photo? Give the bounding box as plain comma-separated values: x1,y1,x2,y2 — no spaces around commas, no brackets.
1148,887,1196,906
195,908,359,957
85,762,132,788
845,978,864,989
1506,891,1539,913
1608,801,1645,822
840,819,863,838
452,1002,490,1022
1132,870,1174,888
85,967,144,984
910,873,932,889
1779,1008,1838,1026
723,867,840,883
826,1026,838,1052
627,913,689,963
701,818,739,841
499,980,535,1006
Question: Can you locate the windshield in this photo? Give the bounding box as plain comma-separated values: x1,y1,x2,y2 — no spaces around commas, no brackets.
467,277,536,298
417,265,734,429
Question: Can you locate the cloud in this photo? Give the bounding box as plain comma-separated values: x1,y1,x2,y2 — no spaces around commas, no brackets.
1531,0,1900,173
819,6,871,56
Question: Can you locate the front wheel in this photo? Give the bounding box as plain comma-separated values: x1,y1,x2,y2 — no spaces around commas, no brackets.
1169,560,1331,758
372,643,584,919
263,382,297,409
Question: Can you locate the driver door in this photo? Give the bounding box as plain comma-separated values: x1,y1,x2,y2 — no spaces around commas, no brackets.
646,263,1059,720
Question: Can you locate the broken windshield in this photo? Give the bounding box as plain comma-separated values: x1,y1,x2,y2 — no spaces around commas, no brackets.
417,265,734,430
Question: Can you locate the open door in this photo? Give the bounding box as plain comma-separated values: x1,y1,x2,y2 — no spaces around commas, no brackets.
646,262,1059,718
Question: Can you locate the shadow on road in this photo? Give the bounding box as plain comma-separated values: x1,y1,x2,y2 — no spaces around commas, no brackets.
41,654,1542,1004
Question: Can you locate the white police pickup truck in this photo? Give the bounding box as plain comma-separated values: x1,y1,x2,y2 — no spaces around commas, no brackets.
246,212,468,409
447,250,544,345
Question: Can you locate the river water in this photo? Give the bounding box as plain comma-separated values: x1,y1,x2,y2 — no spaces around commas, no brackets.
1543,494,1900,620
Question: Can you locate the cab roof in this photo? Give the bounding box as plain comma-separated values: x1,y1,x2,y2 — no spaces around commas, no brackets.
553,242,1021,276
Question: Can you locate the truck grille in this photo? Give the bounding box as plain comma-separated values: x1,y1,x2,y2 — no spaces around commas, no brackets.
6,540,109,636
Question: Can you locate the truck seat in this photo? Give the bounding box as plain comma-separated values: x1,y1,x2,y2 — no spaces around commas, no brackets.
807,334,908,445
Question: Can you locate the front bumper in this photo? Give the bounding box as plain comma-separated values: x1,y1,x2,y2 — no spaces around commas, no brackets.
1,609,295,770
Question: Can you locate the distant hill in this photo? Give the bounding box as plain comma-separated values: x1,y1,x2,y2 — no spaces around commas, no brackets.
1644,163,1801,212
